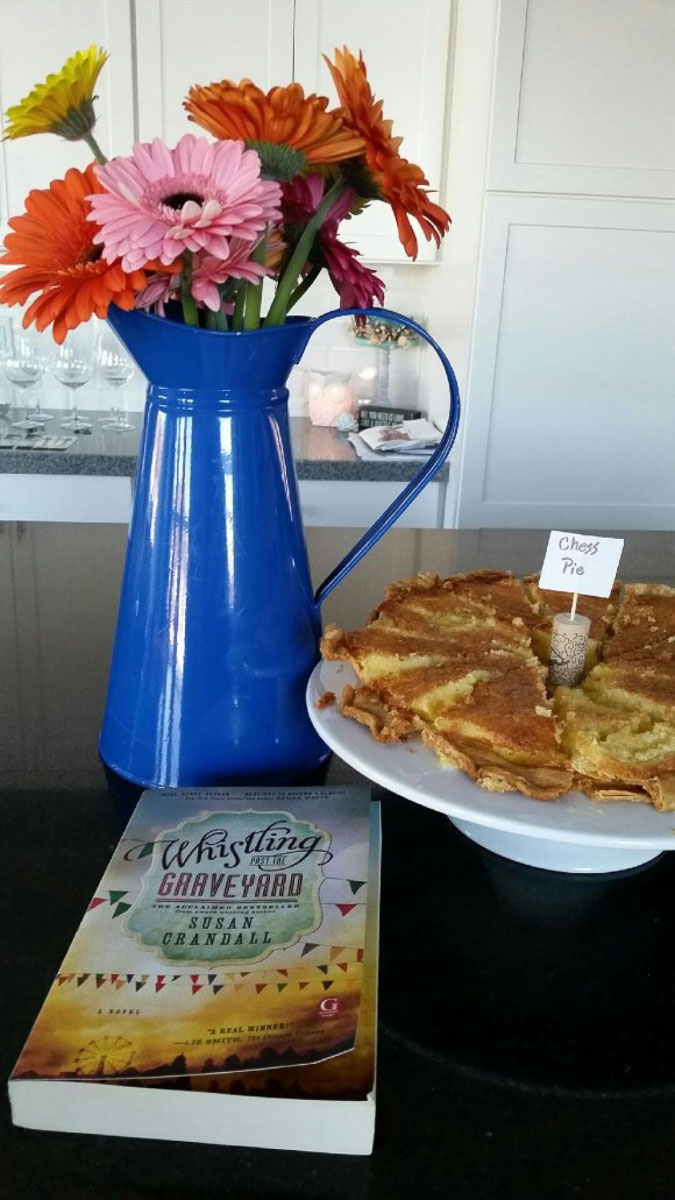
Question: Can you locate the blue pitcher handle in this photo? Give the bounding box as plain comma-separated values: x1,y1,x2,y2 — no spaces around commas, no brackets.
291,307,461,607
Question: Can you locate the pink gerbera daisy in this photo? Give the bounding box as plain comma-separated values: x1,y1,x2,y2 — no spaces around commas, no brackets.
87,134,281,272
191,241,270,311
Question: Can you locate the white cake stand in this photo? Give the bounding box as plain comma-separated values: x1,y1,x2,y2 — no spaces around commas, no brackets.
307,661,675,874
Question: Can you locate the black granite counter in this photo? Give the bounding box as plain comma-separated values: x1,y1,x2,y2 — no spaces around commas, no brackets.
3,526,674,1198
0,411,449,483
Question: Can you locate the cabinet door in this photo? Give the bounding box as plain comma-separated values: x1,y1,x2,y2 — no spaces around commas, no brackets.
458,193,675,530
0,0,134,236
134,0,294,144
294,0,452,263
490,0,675,198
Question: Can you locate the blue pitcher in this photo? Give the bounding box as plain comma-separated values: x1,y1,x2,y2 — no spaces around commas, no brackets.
99,306,460,788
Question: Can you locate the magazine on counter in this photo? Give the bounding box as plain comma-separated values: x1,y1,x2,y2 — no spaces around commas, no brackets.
355,417,440,455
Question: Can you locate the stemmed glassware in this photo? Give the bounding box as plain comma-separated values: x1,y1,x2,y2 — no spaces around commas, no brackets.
3,326,51,431
51,331,93,432
95,329,135,430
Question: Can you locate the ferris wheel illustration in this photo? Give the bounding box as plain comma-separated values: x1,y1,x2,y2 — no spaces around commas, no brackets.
73,1035,135,1076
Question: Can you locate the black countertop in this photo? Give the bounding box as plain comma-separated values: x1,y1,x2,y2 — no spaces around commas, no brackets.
2,524,675,1198
0,412,449,483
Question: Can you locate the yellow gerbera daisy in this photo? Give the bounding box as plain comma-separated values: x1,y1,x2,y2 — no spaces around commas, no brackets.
2,46,108,160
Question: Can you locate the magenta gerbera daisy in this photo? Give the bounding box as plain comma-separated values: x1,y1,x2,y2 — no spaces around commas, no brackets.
87,133,282,271
282,174,384,310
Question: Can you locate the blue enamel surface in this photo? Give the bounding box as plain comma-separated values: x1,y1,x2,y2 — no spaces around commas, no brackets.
99,306,459,788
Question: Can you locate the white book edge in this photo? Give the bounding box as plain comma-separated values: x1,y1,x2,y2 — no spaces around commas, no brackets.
9,1079,375,1155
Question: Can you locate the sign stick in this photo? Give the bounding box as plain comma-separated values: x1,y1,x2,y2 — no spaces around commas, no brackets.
570,592,579,622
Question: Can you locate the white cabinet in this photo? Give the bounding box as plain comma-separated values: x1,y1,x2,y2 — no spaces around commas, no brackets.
489,0,675,198
458,194,675,530
134,0,294,143
299,479,444,528
294,0,453,263
133,0,452,264
0,474,132,523
0,0,134,236
454,0,675,530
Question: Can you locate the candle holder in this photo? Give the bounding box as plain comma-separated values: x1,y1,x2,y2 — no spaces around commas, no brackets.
305,369,358,428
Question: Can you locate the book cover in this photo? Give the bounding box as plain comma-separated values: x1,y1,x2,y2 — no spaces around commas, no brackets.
9,785,380,1155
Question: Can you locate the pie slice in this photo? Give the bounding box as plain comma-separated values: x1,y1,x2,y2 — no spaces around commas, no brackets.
555,673,675,803
602,582,675,663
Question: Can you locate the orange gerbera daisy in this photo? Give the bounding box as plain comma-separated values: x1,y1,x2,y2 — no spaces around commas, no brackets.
0,163,146,342
325,47,451,260
184,79,364,180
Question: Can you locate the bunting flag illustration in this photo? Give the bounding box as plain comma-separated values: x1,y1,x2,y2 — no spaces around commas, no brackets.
135,975,149,991
301,942,319,957
336,903,356,917
321,981,334,992
95,974,106,989
349,880,366,895
155,976,166,993
330,946,346,961
86,897,106,913
277,983,288,993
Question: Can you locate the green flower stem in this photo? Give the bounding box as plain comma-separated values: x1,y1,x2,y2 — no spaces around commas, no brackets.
243,232,269,331
231,286,246,332
213,304,228,331
82,129,107,164
180,252,199,328
265,178,345,328
286,263,322,315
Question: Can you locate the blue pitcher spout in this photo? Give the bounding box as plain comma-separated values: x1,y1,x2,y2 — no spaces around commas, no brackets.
100,307,327,788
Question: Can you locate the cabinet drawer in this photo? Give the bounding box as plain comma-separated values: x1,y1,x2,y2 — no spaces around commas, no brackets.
0,475,132,523
299,480,441,528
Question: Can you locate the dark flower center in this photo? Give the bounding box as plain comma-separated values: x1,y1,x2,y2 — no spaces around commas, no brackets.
87,245,103,263
162,191,204,210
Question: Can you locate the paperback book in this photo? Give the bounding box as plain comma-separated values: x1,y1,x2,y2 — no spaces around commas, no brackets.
9,785,380,1155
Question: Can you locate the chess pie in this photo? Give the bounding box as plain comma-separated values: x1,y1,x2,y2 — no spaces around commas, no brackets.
320,571,675,810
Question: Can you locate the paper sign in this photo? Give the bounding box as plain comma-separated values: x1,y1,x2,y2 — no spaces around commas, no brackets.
538,530,624,598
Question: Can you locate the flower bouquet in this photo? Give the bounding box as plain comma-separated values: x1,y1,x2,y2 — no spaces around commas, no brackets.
0,45,450,336
0,46,459,790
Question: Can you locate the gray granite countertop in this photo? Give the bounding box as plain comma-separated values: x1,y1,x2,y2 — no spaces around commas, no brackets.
0,411,450,483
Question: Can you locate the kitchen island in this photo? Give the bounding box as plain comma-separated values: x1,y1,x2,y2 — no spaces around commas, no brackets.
2,524,675,1199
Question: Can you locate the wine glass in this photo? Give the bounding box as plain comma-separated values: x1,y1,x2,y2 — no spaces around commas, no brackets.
51,332,93,432
96,329,135,430
3,326,50,431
